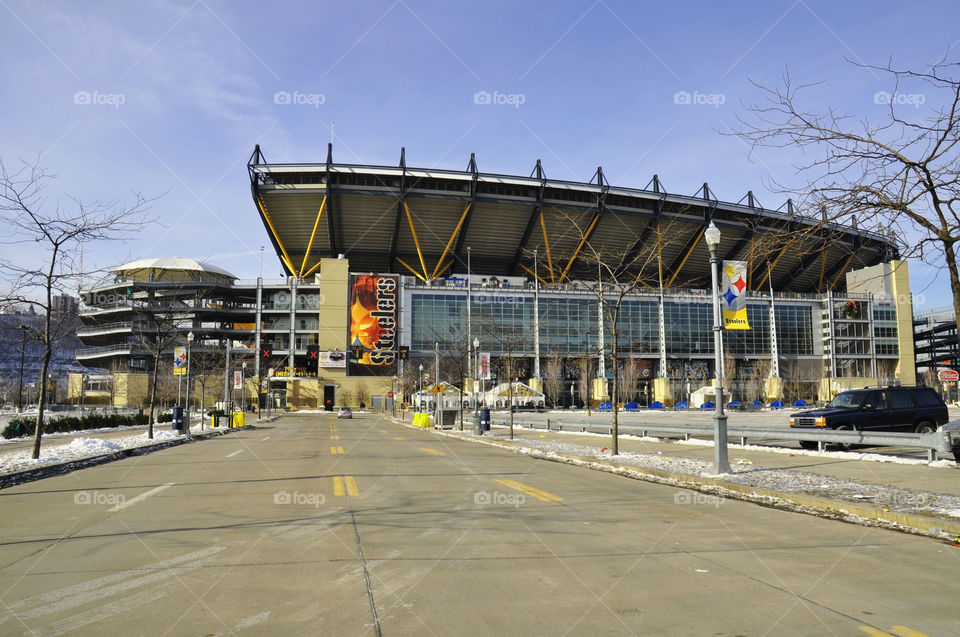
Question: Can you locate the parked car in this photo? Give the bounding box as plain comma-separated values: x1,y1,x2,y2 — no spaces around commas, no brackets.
337,406,353,419
789,386,948,450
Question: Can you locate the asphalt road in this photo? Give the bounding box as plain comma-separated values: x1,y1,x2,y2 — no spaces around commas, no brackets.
0,412,957,636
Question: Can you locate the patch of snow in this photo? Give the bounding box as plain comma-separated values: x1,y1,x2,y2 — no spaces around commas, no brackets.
65,438,122,454
472,430,960,525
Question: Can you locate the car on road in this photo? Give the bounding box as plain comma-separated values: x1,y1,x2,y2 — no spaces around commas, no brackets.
337,406,353,419
789,386,948,450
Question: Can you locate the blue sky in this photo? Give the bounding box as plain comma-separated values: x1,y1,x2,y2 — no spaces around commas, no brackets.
1,0,958,311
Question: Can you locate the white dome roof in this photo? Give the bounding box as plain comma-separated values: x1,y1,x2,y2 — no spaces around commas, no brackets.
114,257,236,279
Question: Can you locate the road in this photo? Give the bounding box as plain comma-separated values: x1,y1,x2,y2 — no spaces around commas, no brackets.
0,412,957,636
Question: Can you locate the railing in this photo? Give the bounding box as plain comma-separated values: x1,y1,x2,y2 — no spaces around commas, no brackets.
495,418,960,462
75,343,143,357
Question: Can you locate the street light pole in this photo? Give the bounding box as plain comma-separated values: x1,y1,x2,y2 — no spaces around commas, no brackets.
467,246,472,380
186,331,194,431
242,361,247,413
418,363,424,411
705,221,732,474
473,337,480,416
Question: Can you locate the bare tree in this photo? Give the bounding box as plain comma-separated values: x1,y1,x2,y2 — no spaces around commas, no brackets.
0,158,152,458
546,213,686,455
577,354,595,413
131,296,187,439
618,358,640,405
192,345,225,426
732,56,960,317
355,381,370,409
543,355,565,408
476,314,531,440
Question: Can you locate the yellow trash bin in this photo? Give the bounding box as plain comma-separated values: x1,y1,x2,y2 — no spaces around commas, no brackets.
230,411,246,428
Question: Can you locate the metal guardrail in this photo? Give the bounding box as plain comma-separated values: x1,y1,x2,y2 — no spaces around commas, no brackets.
495,418,960,462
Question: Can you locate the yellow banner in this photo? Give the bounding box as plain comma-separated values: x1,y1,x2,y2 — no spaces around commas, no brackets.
722,307,750,330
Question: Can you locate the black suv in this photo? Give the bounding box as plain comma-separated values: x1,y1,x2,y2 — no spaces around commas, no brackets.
789,386,948,450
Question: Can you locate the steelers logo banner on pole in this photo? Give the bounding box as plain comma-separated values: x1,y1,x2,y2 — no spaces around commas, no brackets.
721,260,750,330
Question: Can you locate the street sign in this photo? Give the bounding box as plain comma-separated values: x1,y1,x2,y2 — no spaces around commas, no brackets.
938,369,959,382
233,370,243,389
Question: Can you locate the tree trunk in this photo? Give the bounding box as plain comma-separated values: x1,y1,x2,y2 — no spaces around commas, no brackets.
148,347,160,439
944,240,960,336
31,350,51,459
611,320,619,456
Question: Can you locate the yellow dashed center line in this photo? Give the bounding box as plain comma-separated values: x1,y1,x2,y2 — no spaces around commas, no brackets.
394,436,406,441
333,476,359,497
421,447,445,456
494,478,563,502
330,446,344,455
891,627,930,637
330,435,340,440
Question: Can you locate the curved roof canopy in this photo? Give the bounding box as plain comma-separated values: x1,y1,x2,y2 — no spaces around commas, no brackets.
114,257,236,284
248,145,897,294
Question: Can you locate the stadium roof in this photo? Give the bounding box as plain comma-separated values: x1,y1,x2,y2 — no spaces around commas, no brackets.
114,257,236,283
248,144,897,293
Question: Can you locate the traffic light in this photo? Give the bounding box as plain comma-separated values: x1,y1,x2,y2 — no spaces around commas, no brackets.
261,346,272,360
399,346,409,360
307,345,319,371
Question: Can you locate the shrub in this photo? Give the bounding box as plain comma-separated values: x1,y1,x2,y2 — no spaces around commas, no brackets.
1,412,151,439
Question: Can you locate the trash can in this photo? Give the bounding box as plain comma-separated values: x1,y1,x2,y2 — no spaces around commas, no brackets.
473,411,482,435
172,405,184,433
480,408,491,432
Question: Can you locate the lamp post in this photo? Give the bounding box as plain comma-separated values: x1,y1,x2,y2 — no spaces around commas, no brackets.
473,337,480,415
186,331,194,431
242,361,247,413
705,221,732,474
418,363,424,411
466,246,472,381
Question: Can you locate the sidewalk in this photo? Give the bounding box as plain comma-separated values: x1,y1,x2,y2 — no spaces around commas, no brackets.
403,419,960,542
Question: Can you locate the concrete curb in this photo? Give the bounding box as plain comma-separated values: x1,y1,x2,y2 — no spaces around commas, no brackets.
0,426,241,490
398,419,960,541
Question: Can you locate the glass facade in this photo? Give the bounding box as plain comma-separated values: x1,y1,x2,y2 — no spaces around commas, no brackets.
410,292,817,359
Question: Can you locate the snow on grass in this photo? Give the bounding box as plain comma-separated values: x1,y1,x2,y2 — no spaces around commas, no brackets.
0,428,192,476
506,422,958,467
476,427,960,522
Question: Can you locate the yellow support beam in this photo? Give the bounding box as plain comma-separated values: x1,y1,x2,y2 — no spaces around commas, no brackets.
302,258,323,279
747,235,754,290
397,257,427,283
396,257,427,282
298,195,327,278
255,196,296,275
431,202,471,279
403,201,430,280
666,227,705,288
434,259,454,279
559,214,600,284
519,263,549,287
754,244,789,291
829,252,856,291
540,211,555,284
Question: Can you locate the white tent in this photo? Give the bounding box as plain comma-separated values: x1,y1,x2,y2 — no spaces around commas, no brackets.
413,382,463,411
478,382,545,410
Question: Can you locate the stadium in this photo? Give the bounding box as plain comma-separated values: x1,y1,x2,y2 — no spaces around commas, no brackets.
70,145,916,411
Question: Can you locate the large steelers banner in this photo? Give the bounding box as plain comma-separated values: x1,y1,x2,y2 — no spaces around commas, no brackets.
721,261,750,330
348,274,398,375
